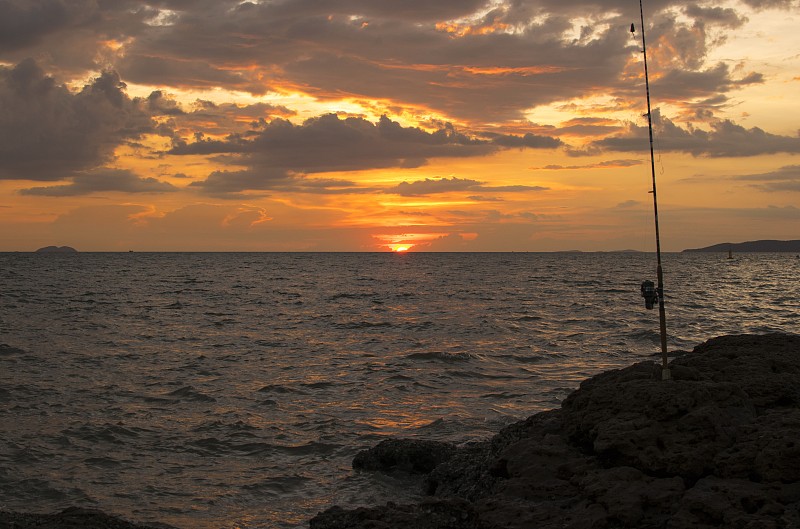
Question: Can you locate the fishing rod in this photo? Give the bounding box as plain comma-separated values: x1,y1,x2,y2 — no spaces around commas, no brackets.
631,1,670,381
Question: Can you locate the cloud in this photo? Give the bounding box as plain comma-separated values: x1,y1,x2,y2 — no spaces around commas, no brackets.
0,59,153,181
119,54,267,94
740,0,797,9
467,195,505,202
177,114,561,194
733,165,800,192
683,5,748,28
386,176,549,197
484,132,563,149
387,177,481,196
19,168,177,196
0,0,90,53
172,114,492,164
0,3,654,121
555,118,624,137
615,200,644,208
179,100,296,134
535,159,643,170
188,169,367,198
652,62,764,103
592,109,800,157
1,1,788,127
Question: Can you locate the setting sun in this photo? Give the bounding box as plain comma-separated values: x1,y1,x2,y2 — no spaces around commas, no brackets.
389,244,412,252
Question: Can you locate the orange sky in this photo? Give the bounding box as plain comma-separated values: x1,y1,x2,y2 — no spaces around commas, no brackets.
0,1,798,251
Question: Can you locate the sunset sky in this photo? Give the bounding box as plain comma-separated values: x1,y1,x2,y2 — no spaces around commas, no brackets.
1,0,798,252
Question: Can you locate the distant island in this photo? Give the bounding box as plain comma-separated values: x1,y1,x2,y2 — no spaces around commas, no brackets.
35,246,78,253
683,239,800,253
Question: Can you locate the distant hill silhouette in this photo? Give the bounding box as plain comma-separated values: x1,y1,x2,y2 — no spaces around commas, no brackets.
35,246,78,253
683,240,800,252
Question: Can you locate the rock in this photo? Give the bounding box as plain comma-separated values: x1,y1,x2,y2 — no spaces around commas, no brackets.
714,408,800,482
353,438,458,475
670,477,787,528
560,363,757,480
673,333,800,410
35,245,78,253
311,333,800,529
310,499,483,529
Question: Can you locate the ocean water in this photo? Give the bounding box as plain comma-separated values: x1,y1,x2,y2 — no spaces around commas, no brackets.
0,252,797,528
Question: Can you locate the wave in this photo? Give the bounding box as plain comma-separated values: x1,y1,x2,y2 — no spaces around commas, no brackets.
301,381,341,390
273,441,340,456
334,321,393,329
496,353,546,364
327,292,376,301
513,315,543,322
258,384,304,394
480,391,528,399
405,351,480,363
444,370,515,380
166,386,216,402
61,423,141,445
0,344,26,356
185,438,276,456
190,420,259,434
84,456,123,468
241,474,311,494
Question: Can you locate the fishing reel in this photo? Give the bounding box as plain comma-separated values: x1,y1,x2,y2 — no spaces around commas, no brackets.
640,280,658,310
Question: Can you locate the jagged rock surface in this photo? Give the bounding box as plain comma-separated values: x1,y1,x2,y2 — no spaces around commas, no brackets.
352,438,459,475
311,333,800,529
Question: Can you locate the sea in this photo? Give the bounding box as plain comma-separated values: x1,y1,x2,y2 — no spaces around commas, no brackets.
0,252,797,528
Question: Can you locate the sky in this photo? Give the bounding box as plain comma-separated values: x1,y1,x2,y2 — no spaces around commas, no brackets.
0,0,798,252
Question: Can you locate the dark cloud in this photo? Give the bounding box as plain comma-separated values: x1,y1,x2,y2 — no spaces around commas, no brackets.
593,109,800,157
0,1,638,120
468,195,505,202
119,54,266,94
193,101,297,130
1,0,789,125
684,5,748,28
19,168,177,196
615,200,644,208
177,114,561,194
740,0,797,9
483,184,549,192
386,177,548,197
188,169,367,198
486,133,563,149
0,59,153,181
146,90,185,115
0,0,91,52
555,118,623,137
652,62,764,103
733,165,800,192
388,177,482,196
536,159,643,170
172,114,493,167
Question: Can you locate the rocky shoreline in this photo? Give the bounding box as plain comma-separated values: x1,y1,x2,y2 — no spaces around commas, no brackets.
312,333,800,529
2,333,797,528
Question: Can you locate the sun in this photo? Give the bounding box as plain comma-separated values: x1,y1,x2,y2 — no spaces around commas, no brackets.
389,244,412,252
